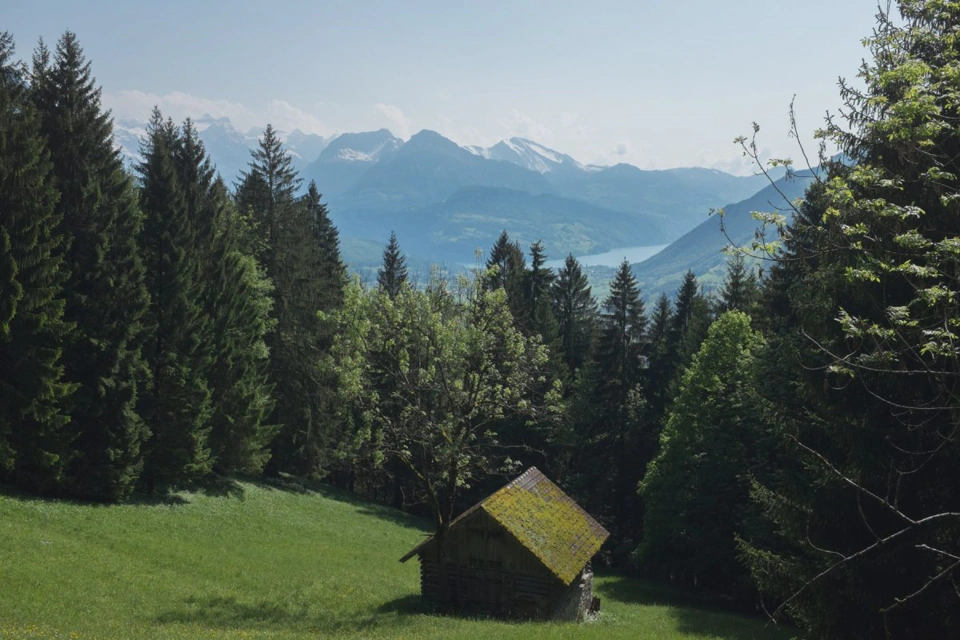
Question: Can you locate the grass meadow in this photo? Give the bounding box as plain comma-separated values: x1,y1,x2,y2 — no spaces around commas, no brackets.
0,480,798,640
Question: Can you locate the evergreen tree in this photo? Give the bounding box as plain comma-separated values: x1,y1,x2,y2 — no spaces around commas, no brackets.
525,240,555,322
0,32,74,491
665,270,712,394
377,231,408,298
740,4,960,635
577,259,648,542
32,32,150,501
137,111,214,488
484,230,528,329
551,254,598,373
305,180,345,316
717,252,759,314
670,270,701,346
639,311,764,595
203,180,276,475
645,293,674,421
238,127,343,476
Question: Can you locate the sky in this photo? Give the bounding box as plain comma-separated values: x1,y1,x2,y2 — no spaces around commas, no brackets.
5,0,884,174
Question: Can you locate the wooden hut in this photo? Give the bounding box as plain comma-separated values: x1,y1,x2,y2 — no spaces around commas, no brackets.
399,467,609,621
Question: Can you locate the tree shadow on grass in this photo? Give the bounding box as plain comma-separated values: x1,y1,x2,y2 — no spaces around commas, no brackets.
255,474,430,532
0,482,191,507
597,575,797,640
155,593,429,636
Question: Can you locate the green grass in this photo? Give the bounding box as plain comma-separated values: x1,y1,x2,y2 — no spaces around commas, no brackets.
0,480,797,640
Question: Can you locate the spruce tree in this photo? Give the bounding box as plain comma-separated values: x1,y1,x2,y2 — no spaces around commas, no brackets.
238,127,342,476
204,180,276,475
306,180,346,316
568,259,647,542
0,33,74,492
551,254,598,373
137,111,214,488
645,293,674,420
377,231,408,298
32,32,150,501
717,252,759,314
484,230,528,329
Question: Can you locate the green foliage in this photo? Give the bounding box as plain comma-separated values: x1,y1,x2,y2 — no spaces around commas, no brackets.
717,253,759,315
330,274,560,532
484,230,529,330
137,110,214,488
32,32,151,502
238,128,344,477
551,254,598,374
377,231,408,298
204,186,277,476
0,32,74,491
739,3,960,635
638,312,764,595
574,260,648,543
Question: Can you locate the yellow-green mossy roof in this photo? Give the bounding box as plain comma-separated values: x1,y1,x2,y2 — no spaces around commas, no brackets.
400,467,609,586
482,468,609,585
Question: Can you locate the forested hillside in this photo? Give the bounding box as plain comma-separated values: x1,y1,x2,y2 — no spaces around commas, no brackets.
3,2,960,637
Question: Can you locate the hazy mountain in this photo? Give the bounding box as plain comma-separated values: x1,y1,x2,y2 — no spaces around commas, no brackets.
551,164,777,237
301,129,403,198
468,137,584,177
332,185,670,264
340,129,552,213
283,129,329,172
632,169,818,299
111,115,798,268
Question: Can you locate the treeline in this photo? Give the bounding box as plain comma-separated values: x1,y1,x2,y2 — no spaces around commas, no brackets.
0,32,345,501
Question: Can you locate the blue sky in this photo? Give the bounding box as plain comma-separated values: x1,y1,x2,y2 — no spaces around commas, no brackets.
5,0,881,173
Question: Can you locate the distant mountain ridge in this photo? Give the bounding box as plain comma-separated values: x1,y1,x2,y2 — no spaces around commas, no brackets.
631,169,818,299
110,115,777,265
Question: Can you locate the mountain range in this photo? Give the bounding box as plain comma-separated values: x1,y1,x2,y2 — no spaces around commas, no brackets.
111,115,781,271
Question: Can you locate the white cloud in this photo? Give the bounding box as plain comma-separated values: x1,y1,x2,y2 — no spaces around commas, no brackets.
499,109,553,142
264,100,329,135
373,103,413,139
102,90,329,136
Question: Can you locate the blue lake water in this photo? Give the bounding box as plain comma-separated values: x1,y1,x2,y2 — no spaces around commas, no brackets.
544,244,669,270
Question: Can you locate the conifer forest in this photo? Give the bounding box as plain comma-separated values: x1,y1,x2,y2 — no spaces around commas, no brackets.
3,2,960,637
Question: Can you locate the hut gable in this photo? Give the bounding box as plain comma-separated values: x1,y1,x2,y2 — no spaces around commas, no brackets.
401,467,609,586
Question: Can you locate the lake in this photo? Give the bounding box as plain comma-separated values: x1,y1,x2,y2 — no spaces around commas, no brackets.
544,244,669,270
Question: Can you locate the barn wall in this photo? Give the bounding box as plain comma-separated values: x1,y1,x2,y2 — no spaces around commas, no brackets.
416,511,593,620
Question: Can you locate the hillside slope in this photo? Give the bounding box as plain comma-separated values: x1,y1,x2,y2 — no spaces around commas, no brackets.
633,170,817,298
0,481,793,640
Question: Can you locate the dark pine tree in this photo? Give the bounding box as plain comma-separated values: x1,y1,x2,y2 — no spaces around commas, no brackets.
573,259,647,545
137,110,214,489
238,127,342,476
645,292,674,422
484,230,528,329
377,231,408,298
717,252,759,314
204,179,276,475
306,180,346,317
551,253,598,374
0,33,74,492
32,32,150,501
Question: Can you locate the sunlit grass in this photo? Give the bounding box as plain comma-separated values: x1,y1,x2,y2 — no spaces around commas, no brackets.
0,480,797,639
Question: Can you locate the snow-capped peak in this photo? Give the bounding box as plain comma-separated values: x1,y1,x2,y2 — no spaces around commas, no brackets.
482,137,584,174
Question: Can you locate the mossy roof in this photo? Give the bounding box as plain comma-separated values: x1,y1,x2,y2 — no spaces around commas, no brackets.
400,467,609,586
